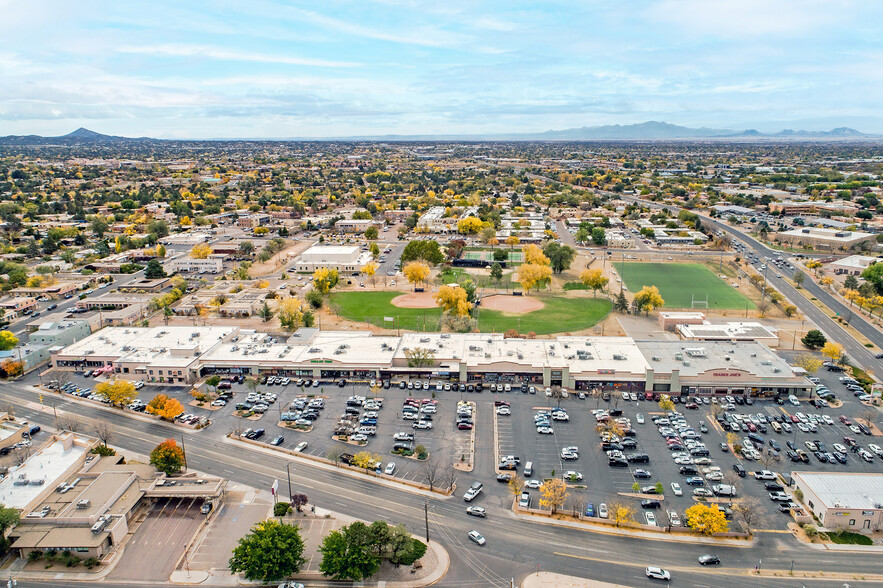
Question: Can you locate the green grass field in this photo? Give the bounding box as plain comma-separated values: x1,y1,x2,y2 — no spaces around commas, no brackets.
614,262,754,310
463,250,523,262
331,291,611,334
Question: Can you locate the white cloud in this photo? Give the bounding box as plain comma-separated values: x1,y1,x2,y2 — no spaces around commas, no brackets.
117,44,359,68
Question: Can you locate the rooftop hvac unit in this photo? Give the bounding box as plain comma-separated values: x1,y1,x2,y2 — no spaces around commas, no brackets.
77,499,91,509
682,361,690,367
651,356,660,361
419,338,430,343
613,354,626,361
441,334,451,339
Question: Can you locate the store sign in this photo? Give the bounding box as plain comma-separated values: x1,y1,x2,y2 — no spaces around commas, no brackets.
862,511,875,516
711,372,743,378
598,369,615,375
310,359,331,364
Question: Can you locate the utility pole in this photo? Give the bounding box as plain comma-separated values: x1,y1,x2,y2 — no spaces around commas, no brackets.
286,462,293,502
180,434,187,472
423,500,430,542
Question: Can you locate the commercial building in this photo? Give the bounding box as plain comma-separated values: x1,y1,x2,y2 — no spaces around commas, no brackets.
292,245,370,274
605,230,636,249
792,472,883,531
334,219,376,233
416,206,479,234
828,255,879,276
52,327,811,397
776,227,876,251
4,433,225,559
166,254,224,274
658,312,706,331
0,297,37,321
28,320,93,348
237,213,271,229
676,322,780,347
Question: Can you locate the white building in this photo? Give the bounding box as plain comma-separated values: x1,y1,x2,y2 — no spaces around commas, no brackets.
293,245,370,274
793,472,883,531
828,255,879,276
166,254,224,274
777,227,876,251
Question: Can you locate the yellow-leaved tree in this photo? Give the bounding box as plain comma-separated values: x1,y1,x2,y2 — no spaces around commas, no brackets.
505,235,520,249
146,394,185,421
794,354,823,375
539,478,568,514
361,261,379,286
277,297,306,330
516,264,552,293
821,342,843,364
456,216,485,234
190,243,213,259
434,285,472,316
522,244,550,266
403,261,431,289
685,503,728,535
632,285,665,315
312,267,339,295
579,269,609,297
94,379,137,406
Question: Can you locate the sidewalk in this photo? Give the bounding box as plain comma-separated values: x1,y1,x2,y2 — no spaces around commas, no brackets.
522,572,630,588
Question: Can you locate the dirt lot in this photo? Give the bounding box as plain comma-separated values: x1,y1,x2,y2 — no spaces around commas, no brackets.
481,294,544,313
391,292,437,308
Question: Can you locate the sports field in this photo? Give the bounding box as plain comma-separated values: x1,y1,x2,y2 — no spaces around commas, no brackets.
462,250,523,262
614,262,754,310
330,291,611,334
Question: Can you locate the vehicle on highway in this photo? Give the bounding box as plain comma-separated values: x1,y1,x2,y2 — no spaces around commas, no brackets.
466,506,486,517
698,554,721,565
645,566,670,580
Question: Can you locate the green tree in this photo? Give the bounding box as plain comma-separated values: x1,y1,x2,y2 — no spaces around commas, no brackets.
614,290,629,313
0,503,21,543
793,271,805,288
401,240,444,265
0,330,18,351
543,243,576,274
493,248,508,262
844,274,860,291
801,329,827,350
90,216,109,239
862,263,883,295
369,242,380,259
238,241,255,256
365,226,379,240
149,438,185,475
575,226,590,245
319,521,380,581
490,262,503,283
591,227,607,246
147,219,170,238
259,301,273,322
144,259,166,279
205,375,221,394
229,520,306,582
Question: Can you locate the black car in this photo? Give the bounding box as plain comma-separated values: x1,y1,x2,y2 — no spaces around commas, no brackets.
608,458,628,467
497,473,513,482
640,500,661,509
698,555,721,566
732,464,746,477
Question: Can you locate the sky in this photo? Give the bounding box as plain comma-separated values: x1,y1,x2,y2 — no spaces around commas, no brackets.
1,0,883,138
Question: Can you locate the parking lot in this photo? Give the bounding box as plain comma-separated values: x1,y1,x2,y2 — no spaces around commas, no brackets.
492,369,883,530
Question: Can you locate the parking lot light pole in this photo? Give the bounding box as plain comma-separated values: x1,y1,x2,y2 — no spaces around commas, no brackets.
423,500,429,542
286,462,293,502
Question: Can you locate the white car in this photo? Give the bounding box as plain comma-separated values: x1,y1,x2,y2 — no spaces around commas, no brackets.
468,530,486,546
563,471,583,481
413,421,433,430
868,443,883,457
636,413,645,424
350,434,368,442
645,564,671,581
496,406,511,416
670,482,683,496
693,488,713,497
294,442,308,452
537,426,554,434
524,479,542,489
384,462,396,475
645,512,657,526
598,503,608,518
211,399,227,407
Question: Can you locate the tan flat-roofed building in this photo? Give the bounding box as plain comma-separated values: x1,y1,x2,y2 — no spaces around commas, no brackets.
793,472,883,531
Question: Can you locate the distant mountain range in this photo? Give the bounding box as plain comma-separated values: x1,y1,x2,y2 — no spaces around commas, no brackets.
0,123,878,144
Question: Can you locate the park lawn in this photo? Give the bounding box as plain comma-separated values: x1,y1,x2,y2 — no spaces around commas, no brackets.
476,296,611,335
614,262,754,310
331,291,442,331
827,531,873,545
331,291,611,335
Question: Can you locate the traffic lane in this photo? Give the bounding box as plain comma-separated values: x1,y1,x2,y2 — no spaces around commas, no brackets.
10,384,883,584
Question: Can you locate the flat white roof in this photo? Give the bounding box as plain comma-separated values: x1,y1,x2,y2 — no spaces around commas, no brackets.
780,228,873,242
794,472,883,510
0,437,88,509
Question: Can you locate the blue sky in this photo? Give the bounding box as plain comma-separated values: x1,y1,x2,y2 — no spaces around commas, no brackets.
2,0,882,138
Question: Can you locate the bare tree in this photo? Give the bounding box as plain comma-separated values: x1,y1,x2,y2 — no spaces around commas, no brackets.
569,494,586,518
93,422,113,448
325,448,341,466
758,448,781,469
859,408,879,429
444,464,458,492
423,458,440,492
12,446,29,466
549,385,566,407
57,415,82,432
721,470,743,491
732,496,767,533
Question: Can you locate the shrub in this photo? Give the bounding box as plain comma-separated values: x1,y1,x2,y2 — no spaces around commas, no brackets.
803,524,818,538
28,550,41,562
91,445,116,456
83,557,99,569
274,501,292,517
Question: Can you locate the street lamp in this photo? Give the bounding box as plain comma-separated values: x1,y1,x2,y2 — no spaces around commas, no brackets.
286,462,293,502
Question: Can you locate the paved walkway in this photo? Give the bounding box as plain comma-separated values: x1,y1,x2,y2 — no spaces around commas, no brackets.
523,571,631,588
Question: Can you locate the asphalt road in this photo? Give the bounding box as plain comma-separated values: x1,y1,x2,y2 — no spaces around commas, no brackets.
4,381,883,588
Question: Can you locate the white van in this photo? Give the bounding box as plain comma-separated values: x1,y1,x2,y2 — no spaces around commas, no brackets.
523,462,533,477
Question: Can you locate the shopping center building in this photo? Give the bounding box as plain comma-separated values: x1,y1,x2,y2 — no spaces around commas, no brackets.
50,326,812,397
